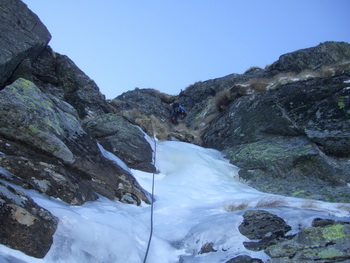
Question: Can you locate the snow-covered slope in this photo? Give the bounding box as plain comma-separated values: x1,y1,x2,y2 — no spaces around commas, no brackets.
0,140,348,263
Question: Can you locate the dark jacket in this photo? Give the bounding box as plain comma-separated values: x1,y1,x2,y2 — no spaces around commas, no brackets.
170,103,187,124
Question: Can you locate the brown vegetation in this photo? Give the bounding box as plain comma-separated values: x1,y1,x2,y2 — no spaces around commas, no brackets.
255,197,286,208
215,86,243,112
224,202,250,211
235,61,350,96
244,66,263,74
247,79,269,93
215,89,232,112
224,196,286,212
153,89,177,104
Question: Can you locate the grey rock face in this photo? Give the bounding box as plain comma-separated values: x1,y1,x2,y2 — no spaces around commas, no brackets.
111,88,196,142
113,88,175,124
0,0,51,87
239,210,292,240
0,182,57,258
239,210,292,251
265,220,350,262
239,210,350,263
268,41,350,73
276,76,350,158
54,54,114,119
0,79,150,206
202,73,350,202
83,114,155,172
0,78,82,163
32,47,114,119
226,255,263,263
0,137,98,205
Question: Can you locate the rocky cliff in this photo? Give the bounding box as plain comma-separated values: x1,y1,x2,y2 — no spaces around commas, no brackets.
203,72,350,202
1,0,350,261
0,0,150,257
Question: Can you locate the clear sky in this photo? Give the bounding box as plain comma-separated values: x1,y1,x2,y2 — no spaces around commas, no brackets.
22,0,350,99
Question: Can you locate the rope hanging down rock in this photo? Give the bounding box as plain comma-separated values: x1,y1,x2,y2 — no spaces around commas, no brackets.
143,122,157,263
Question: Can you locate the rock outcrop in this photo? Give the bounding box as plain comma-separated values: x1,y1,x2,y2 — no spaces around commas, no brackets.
0,78,149,206
0,0,51,88
0,181,57,258
83,113,156,172
110,88,198,142
236,210,350,263
0,1,152,257
202,72,350,202
226,255,263,263
239,210,292,251
265,219,350,262
268,41,350,73
111,88,175,138
32,47,114,119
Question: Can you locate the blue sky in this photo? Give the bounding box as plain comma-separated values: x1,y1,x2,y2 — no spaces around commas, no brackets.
23,0,350,99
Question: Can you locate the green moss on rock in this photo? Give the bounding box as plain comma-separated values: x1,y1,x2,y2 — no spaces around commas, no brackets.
224,136,317,169
28,125,40,134
322,224,350,240
265,224,350,261
318,247,344,259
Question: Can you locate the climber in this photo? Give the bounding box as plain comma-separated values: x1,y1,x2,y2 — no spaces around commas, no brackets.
170,102,187,125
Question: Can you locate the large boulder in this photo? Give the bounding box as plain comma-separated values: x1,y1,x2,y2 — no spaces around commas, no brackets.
0,181,57,258
0,137,98,205
83,113,156,172
0,78,150,205
0,78,81,164
112,88,175,124
226,255,263,263
239,210,292,251
31,46,114,119
0,0,51,87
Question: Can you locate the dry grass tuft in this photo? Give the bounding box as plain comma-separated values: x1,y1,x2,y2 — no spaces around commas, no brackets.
248,79,269,93
134,114,169,140
120,110,168,140
236,79,269,95
320,61,350,77
336,203,350,211
224,202,250,212
153,90,177,104
255,197,286,208
169,123,202,144
321,67,336,77
238,61,350,93
149,115,168,139
215,86,243,112
244,66,262,74
215,89,232,112
109,99,124,112
224,196,287,212
301,200,319,209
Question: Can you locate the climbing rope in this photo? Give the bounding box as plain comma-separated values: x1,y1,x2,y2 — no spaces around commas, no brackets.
143,122,157,263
